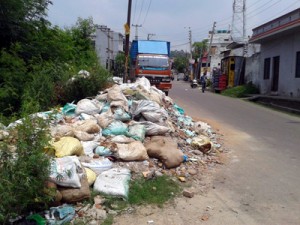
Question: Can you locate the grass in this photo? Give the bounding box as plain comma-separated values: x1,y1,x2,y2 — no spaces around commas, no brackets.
221,83,259,98
128,175,182,206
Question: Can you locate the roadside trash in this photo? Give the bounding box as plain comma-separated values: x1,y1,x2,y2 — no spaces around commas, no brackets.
75,99,103,115
102,120,128,136
191,135,212,154
62,103,77,117
93,168,131,199
85,167,97,186
46,204,75,225
127,124,146,141
95,146,112,156
59,176,91,203
81,158,113,175
173,103,185,115
116,141,149,161
26,214,46,225
52,137,84,158
145,136,184,168
5,75,223,222
49,156,83,188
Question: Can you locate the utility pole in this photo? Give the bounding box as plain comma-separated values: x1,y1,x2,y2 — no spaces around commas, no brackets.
189,27,192,60
147,33,155,40
124,0,132,83
204,21,216,74
107,28,111,72
132,24,142,40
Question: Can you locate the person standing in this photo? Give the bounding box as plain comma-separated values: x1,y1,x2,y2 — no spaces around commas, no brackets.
200,71,207,93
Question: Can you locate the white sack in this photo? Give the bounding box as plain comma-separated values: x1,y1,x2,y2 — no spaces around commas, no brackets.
75,99,103,115
49,156,83,188
93,168,131,199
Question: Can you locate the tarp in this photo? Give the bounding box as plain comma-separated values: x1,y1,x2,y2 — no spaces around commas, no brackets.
130,40,170,60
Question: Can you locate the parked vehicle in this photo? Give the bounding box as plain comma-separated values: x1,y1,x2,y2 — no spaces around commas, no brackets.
177,73,185,81
130,40,172,95
190,79,198,88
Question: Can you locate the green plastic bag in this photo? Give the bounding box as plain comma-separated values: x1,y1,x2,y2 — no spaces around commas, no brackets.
62,103,77,116
173,103,185,115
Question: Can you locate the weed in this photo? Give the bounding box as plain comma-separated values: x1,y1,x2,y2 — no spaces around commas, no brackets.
0,116,52,223
128,175,181,206
221,83,259,98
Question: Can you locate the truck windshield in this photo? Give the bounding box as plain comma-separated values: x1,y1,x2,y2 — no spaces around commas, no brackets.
138,55,169,69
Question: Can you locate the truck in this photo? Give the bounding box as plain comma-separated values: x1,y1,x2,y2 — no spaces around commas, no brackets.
129,40,172,95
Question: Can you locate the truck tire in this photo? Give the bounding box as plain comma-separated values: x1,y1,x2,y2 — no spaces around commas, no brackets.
164,91,169,96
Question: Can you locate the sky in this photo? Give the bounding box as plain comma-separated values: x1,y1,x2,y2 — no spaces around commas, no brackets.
47,0,300,51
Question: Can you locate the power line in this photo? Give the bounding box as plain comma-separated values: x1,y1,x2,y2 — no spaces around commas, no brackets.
142,0,152,25
137,0,145,24
132,0,137,24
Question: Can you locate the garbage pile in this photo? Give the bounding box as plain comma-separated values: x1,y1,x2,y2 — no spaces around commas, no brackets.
1,77,223,224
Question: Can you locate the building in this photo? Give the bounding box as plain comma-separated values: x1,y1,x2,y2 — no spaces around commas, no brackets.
93,25,124,71
210,30,232,70
249,8,300,97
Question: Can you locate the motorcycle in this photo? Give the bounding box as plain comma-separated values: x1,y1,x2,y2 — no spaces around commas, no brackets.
190,79,198,88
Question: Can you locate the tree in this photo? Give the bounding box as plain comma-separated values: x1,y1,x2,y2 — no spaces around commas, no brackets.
192,39,208,59
0,0,52,49
113,52,125,77
173,56,188,73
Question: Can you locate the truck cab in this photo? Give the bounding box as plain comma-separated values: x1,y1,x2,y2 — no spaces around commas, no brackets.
135,54,172,94
130,40,172,95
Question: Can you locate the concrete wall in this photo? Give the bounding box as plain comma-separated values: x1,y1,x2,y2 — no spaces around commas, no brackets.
259,32,300,97
245,53,261,87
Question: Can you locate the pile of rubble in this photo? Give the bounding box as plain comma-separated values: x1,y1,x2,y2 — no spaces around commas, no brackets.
1,77,223,224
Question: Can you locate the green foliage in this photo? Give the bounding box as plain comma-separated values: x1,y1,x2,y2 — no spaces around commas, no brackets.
173,56,188,73
221,83,259,98
0,48,27,117
113,52,125,77
128,176,181,206
192,39,208,59
62,65,111,103
101,215,114,225
0,0,52,49
0,116,52,223
0,14,111,123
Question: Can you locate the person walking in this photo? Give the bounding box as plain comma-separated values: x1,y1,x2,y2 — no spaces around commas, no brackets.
200,72,207,93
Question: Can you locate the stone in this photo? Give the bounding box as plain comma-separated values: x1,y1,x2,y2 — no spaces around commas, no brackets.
188,169,198,175
94,195,105,205
183,189,194,198
178,176,186,182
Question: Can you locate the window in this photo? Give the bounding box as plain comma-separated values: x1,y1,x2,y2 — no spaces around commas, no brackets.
264,58,271,79
296,51,300,78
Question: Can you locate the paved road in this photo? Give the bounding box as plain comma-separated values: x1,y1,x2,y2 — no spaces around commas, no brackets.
169,80,300,225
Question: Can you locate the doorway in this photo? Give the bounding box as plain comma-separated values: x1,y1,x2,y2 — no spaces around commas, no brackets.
271,56,280,92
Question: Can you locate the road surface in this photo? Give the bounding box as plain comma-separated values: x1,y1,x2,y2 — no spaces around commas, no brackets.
169,80,300,225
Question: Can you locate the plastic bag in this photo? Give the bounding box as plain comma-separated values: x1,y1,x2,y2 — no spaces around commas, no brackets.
138,121,171,136
110,135,135,143
102,120,128,136
116,141,149,161
113,107,131,122
47,204,75,225
95,146,112,156
50,125,74,139
62,103,77,117
107,85,129,111
74,130,95,141
73,119,101,134
85,167,97,186
131,100,168,122
81,141,98,157
81,158,113,175
191,135,212,154
127,124,146,141
49,156,83,188
75,99,103,115
95,109,114,128
173,103,185,115
177,116,194,127
52,137,84,157
93,168,131,199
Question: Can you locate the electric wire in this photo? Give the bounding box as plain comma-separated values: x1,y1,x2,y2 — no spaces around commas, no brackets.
142,0,152,25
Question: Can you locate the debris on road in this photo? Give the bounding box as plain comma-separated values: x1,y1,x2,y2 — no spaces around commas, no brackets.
1,76,224,224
